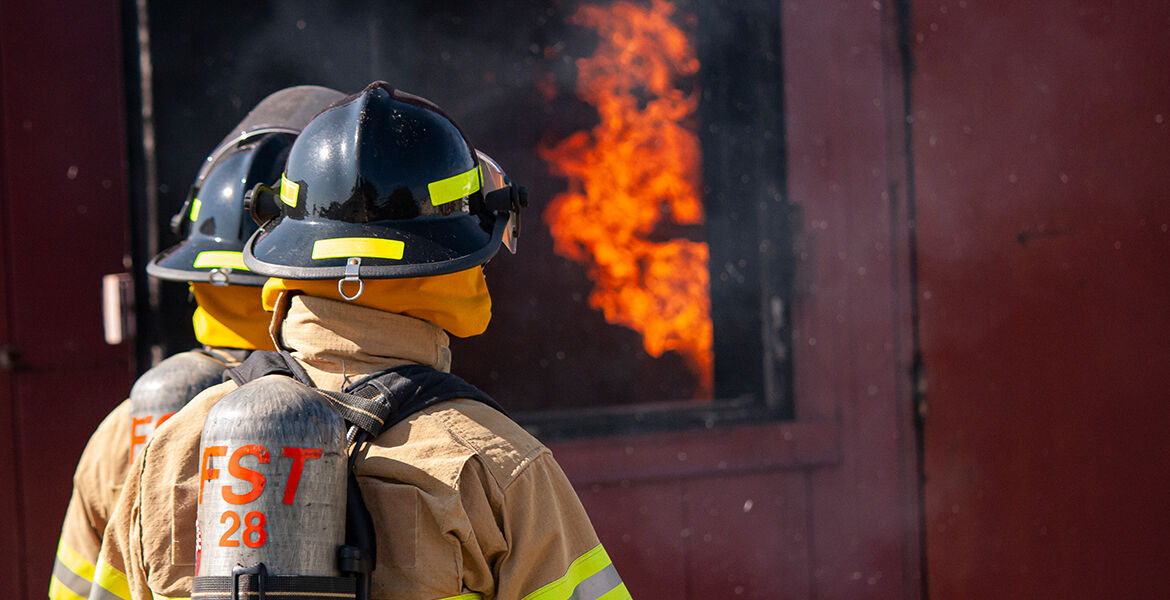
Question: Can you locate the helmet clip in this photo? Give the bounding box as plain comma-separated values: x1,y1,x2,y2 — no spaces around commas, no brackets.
486,180,528,254
208,268,231,286
245,182,282,227
338,258,364,301
170,186,200,235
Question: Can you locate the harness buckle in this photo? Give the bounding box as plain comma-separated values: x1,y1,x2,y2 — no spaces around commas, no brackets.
231,562,267,600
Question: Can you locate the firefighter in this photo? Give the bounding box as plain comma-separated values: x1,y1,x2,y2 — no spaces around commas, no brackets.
49,86,343,600
90,82,630,600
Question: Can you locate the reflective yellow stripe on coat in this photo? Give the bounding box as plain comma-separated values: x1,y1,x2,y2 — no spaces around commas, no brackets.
89,558,132,600
49,540,95,600
49,577,87,600
522,545,631,600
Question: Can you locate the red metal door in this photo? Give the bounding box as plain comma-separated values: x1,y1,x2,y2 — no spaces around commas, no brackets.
914,1,1170,597
0,1,133,598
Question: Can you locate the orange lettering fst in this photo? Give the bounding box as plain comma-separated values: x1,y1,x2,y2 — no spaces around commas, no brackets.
155,411,177,429
130,416,153,462
199,446,227,504
222,444,270,505
202,444,325,506
281,447,323,505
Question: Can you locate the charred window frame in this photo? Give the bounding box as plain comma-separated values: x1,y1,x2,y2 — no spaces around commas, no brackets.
518,1,794,440
122,0,792,441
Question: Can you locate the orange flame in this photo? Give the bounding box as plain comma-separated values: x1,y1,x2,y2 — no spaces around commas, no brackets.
540,0,713,398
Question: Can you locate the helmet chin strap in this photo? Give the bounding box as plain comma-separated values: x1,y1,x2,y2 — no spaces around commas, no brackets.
338,258,364,301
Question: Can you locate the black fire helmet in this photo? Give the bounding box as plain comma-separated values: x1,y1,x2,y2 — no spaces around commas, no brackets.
242,81,526,283
147,85,347,286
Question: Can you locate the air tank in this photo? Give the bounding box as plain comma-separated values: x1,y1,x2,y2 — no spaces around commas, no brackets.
129,351,227,461
195,374,348,578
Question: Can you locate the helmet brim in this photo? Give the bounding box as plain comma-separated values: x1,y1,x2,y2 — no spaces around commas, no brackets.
242,213,506,280
147,237,268,286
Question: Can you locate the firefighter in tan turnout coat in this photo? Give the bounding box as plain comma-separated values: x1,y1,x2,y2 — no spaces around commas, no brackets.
89,82,631,600
49,84,347,600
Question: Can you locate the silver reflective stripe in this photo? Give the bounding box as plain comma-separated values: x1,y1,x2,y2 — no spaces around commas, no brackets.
51,559,91,598
568,564,623,600
90,583,126,600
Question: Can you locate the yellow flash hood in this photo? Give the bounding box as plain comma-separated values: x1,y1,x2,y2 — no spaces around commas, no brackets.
190,283,277,350
261,267,491,338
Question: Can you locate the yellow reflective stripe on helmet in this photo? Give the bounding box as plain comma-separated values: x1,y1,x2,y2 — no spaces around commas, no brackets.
91,558,133,600
521,544,629,600
429,165,481,206
49,576,87,600
192,251,249,270
311,237,405,260
280,174,299,208
437,594,484,600
190,198,202,221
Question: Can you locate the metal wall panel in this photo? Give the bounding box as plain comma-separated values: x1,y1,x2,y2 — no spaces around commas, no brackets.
568,460,818,598
685,472,811,599
782,0,923,597
0,24,24,590
0,0,132,597
576,480,690,598
914,1,1170,597
15,370,131,590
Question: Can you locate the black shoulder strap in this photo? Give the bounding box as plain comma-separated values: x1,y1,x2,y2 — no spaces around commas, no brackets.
194,346,252,367
227,355,500,440
328,363,505,597
317,364,505,443
224,350,315,387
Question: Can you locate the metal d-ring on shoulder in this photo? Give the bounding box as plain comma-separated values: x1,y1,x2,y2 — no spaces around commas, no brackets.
338,258,364,301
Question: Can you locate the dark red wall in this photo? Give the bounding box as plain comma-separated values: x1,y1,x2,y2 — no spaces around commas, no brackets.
913,1,1170,597
0,0,132,597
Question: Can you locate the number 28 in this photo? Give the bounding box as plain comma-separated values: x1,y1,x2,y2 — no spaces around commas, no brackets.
218,510,267,548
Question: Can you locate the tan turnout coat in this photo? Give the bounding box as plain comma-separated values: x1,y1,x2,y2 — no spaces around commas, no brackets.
91,294,629,600
51,400,131,600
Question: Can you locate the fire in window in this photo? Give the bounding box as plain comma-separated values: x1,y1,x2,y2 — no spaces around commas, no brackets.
540,0,712,399
143,0,791,438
